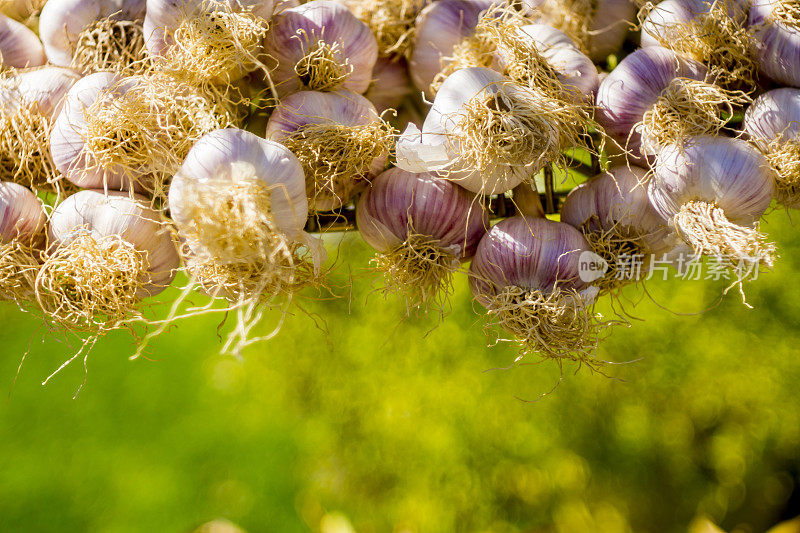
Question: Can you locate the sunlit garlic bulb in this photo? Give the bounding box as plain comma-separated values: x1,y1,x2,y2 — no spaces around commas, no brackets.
0,66,80,192
39,0,147,74
0,181,46,302
266,89,393,212
264,0,378,97
145,0,273,85
364,57,413,113
748,0,800,88
0,12,46,68
51,71,231,195
36,189,179,333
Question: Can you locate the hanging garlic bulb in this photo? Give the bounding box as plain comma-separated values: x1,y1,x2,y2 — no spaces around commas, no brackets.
266,89,393,212
409,0,494,98
469,216,603,364
39,0,147,74
0,181,46,302
0,12,46,68
649,136,776,278
36,189,179,333
364,57,414,113
339,0,428,58
0,66,80,192
396,67,588,195
50,71,231,195
356,168,487,310
748,0,800,88
521,0,635,62
144,0,273,85
264,0,378,97
561,165,676,292
744,88,800,208
640,0,754,88
595,47,747,159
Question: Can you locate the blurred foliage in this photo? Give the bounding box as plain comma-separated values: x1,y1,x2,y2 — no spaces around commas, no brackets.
0,208,799,532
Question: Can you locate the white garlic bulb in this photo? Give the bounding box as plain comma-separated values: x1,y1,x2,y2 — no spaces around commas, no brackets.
0,181,45,242
0,12,46,68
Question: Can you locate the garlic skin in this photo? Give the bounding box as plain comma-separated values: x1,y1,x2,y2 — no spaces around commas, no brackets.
364,57,413,113
2,66,81,119
39,0,146,67
1,0,46,22
169,128,309,243
409,0,493,98
0,12,46,68
264,0,378,97
48,190,179,295
595,46,707,157
0,181,45,242
266,89,389,212
748,0,800,88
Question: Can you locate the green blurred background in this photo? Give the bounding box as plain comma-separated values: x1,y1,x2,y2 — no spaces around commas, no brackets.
1,208,799,533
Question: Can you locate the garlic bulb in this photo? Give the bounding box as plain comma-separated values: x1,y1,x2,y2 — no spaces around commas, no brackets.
561,165,675,292
640,0,754,87
409,0,494,98
356,167,487,309
521,0,635,62
364,57,414,113
744,88,800,208
595,47,745,158
0,66,80,192
145,0,273,85
648,136,776,275
0,12,46,68
264,0,378,97
0,181,45,301
39,0,147,73
51,71,230,193
266,89,392,212
469,215,603,363
396,66,585,195
36,189,179,331
748,0,800,88
339,0,428,57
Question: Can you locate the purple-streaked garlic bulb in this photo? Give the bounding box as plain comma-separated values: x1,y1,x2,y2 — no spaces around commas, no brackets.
744,88,800,208
649,136,776,276
640,0,754,88
39,0,147,74
0,66,80,192
145,0,273,85
36,190,179,332
748,0,800,88
264,0,378,98
595,47,746,159
169,127,323,305
469,216,603,363
521,0,636,62
0,12,46,68
364,57,413,113
396,67,586,195
266,90,392,212
51,72,230,194
561,165,676,292
339,0,428,58
1,0,46,22
356,167,487,309
0,181,46,301
409,0,494,98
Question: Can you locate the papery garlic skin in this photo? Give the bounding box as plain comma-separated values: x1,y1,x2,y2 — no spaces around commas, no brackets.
264,0,378,97
595,47,707,157
48,190,179,295
409,0,493,98
744,88,800,151
2,66,81,119
39,0,146,67
748,0,800,88
0,181,45,242
356,167,487,256
0,12,46,68
169,128,309,243
364,57,413,113
0,0,46,21
649,136,775,228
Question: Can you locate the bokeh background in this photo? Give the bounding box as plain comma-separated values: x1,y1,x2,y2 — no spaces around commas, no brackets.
1,205,799,532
